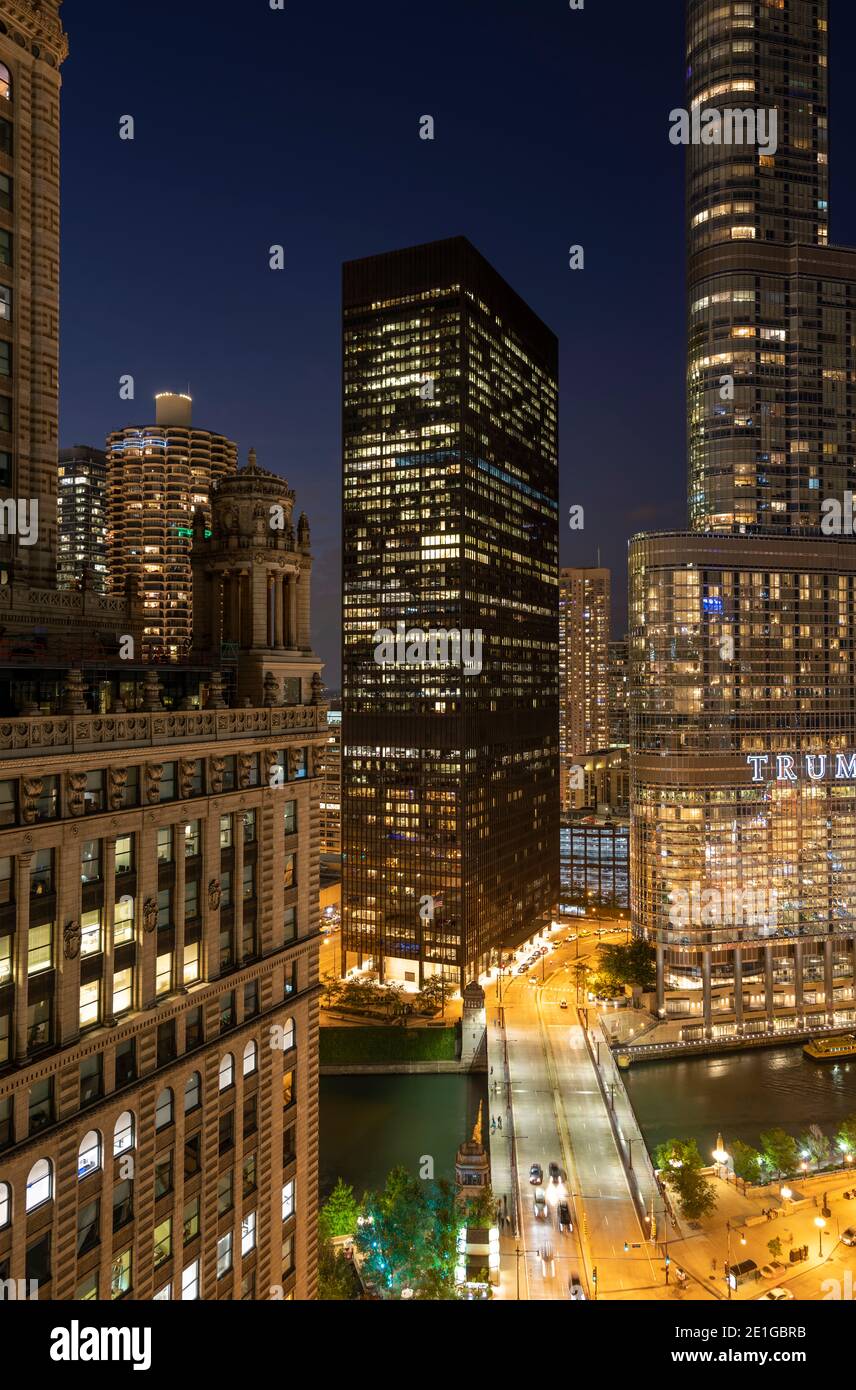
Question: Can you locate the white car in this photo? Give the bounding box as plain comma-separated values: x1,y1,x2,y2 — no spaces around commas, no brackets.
757,1287,794,1301
842,1227,856,1247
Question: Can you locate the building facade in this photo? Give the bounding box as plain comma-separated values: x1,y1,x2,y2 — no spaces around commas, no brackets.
107,394,238,662
559,567,610,810
57,446,108,594
630,0,856,1043
607,638,629,747
318,707,341,855
341,237,559,988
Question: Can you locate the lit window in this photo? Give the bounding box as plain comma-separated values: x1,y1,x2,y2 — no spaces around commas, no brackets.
219,1053,234,1091
243,1039,258,1076
182,1260,199,1301
155,1088,173,1131
77,1129,102,1179
114,1110,135,1155
281,1179,295,1221
26,1158,53,1211
241,1211,256,1256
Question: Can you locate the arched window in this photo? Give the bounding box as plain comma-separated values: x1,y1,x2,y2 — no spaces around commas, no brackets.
242,1040,258,1076
282,1016,295,1051
77,1129,102,1179
218,1053,234,1091
155,1088,174,1130
114,1110,135,1155
25,1158,52,1211
0,1181,9,1228
0,64,11,101
184,1071,201,1113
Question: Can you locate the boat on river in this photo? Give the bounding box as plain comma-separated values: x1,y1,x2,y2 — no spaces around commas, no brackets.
804,1033,856,1061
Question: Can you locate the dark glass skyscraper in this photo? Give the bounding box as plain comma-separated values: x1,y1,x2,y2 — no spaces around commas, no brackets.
631,0,856,1045
341,237,559,989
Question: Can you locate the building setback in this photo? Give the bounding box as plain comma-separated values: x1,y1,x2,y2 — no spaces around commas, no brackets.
341,237,559,988
630,0,856,1043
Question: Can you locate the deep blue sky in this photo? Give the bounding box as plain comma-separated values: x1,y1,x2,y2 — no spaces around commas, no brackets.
59,0,856,688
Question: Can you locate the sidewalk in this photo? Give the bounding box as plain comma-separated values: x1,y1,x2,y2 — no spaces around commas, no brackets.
485,1005,519,1299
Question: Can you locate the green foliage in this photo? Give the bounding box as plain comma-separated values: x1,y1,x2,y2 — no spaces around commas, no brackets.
317,1242,361,1301
759,1128,800,1179
319,1026,457,1064
663,1164,718,1222
767,1237,783,1261
596,940,656,992
731,1139,764,1185
836,1114,856,1158
653,1137,704,1173
319,1178,360,1243
798,1124,831,1171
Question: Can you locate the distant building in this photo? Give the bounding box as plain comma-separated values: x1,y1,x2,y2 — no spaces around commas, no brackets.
559,567,610,810
318,707,341,854
57,446,108,593
107,393,238,661
561,814,629,915
607,638,629,747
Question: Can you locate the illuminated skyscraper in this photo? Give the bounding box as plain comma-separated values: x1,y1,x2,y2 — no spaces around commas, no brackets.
57,446,108,593
341,237,559,988
631,0,856,1044
107,394,238,661
558,567,610,810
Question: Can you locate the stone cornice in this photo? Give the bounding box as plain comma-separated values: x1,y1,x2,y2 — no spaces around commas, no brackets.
1,0,68,64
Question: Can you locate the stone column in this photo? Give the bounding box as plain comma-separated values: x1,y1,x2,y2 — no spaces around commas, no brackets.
102,836,117,1023
701,950,712,1036
287,573,298,648
174,821,188,992
267,574,275,647
297,561,311,650
13,852,33,1060
275,573,285,648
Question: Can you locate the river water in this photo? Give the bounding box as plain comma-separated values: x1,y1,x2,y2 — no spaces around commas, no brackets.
624,1044,856,1158
319,1073,487,1199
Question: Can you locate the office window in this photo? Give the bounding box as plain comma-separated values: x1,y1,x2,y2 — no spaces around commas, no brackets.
76,1273,98,1301
122,766,139,809
79,979,100,1030
27,922,52,975
26,1158,53,1211
184,1133,201,1178
28,1079,53,1133
221,869,232,909
78,1129,102,1179
184,820,200,857
157,1019,176,1067
184,1071,201,1113
159,763,176,802
244,979,259,1017
241,1211,256,1257
218,1110,234,1154
216,1231,233,1279
0,930,10,984
156,952,172,996
112,1179,133,1232
154,1152,174,1201
283,801,297,836
219,813,233,849
281,1179,295,1222
0,779,14,825
157,827,173,864
81,839,101,884
31,848,53,895
26,1233,51,1288
242,1152,257,1198
282,1069,294,1109
0,231,11,269
283,906,296,942
80,1054,103,1107
115,1039,136,1085
84,769,104,813
153,1218,172,1268
242,862,255,900
183,940,199,985
222,755,236,791
184,876,198,920
153,1283,172,1301
281,1016,295,1051
157,887,172,928
0,1097,10,1150
186,759,204,796
0,449,8,486
243,809,256,842
0,64,10,102
0,174,11,213
183,1194,200,1245
283,853,296,890
243,1094,257,1139
246,754,260,787
155,1087,174,1131
115,834,133,874
114,1110,135,1155
0,856,10,911
181,1260,199,1301
113,894,134,945
241,1271,255,1301
218,1053,234,1091
77,1198,100,1258
112,966,133,1017
243,1039,258,1076
80,908,102,957
0,394,10,430
282,1233,294,1276
0,1181,8,1228
217,1170,234,1216
220,991,235,1030
186,1006,203,1049
110,1249,131,1300
0,339,11,377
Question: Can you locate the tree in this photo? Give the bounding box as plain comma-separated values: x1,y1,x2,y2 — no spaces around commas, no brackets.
759,1128,799,1179
653,1138,704,1174
664,1164,717,1222
356,1166,429,1296
419,976,448,1016
798,1124,831,1171
836,1114,856,1160
318,1242,360,1300
319,1178,360,1243
597,939,656,992
767,1237,783,1261
731,1139,764,1186
320,971,342,1010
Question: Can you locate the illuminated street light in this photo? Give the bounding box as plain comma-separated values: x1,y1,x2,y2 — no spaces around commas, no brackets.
815,1215,826,1257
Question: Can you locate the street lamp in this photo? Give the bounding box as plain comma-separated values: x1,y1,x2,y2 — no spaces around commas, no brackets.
780,1185,793,1205
713,1133,730,1181
815,1215,826,1257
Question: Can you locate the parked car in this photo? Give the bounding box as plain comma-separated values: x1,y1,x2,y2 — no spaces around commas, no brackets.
568,1274,586,1300
557,1201,573,1232
533,1189,548,1219
529,1163,543,1185
842,1227,856,1246
757,1287,794,1301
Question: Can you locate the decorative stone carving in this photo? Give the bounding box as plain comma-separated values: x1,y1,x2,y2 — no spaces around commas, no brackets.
208,878,222,911
178,758,196,800
287,747,303,780
237,754,252,790
143,897,158,934
144,764,163,805
142,669,163,712
205,671,226,709
67,769,87,816
209,756,225,795
62,668,88,715
63,920,81,960
311,671,323,705
21,776,43,824
108,766,127,811
263,748,279,785
263,671,278,707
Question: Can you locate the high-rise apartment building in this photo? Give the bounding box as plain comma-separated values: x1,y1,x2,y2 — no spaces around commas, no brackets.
341,237,559,988
559,567,610,810
318,707,341,855
631,0,856,1044
0,4,323,1303
107,394,238,661
607,638,629,747
57,446,108,594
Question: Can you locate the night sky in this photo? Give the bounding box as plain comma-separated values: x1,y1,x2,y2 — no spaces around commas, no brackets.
59,0,856,688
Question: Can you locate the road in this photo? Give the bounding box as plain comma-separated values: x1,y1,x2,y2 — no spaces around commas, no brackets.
489,921,669,1301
